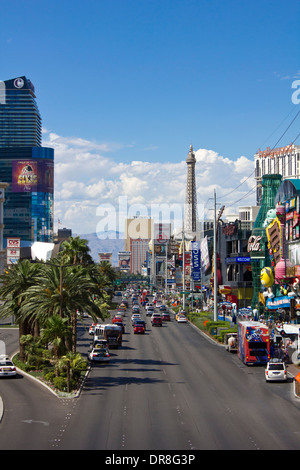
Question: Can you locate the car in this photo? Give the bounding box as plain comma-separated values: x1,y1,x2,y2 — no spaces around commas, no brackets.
159,304,167,312
113,315,123,323
177,314,187,323
146,307,155,316
131,314,141,325
134,322,145,334
88,347,110,362
131,313,141,320
89,324,96,335
0,355,17,377
92,337,109,352
265,359,287,382
132,305,140,313
151,314,162,327
176,311,186,321
133,319,146,329
162,312,171,321
145,303,154,311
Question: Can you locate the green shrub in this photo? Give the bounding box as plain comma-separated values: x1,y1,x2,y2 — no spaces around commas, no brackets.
44,371,56,382
53,376,68,391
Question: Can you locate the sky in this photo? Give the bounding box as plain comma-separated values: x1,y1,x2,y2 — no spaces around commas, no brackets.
0,0,299,236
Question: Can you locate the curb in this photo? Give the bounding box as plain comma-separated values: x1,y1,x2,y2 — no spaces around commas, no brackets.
14,364,91,399
0,396,3,423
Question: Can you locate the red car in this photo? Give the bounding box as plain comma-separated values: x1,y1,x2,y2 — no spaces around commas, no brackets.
162,313,170,321
112,315,123,324
134,323,145,334
151,314,162,327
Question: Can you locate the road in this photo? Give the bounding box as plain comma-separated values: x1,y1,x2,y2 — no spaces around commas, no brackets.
1,304,300,450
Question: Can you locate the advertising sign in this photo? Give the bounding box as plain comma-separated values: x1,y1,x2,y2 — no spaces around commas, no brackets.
266,296,291,310
153,223,170,245
7,237,21,249
12,160,54,193
99,253,112,263
118,251,131,271
200,236,210,273
191,241,201,281
6,238,21,265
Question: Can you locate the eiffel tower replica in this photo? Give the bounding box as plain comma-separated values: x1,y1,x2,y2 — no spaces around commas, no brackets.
184,145,200,240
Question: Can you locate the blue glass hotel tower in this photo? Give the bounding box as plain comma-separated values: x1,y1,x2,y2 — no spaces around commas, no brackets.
0,76,54,242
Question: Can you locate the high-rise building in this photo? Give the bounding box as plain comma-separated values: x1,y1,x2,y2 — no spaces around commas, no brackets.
0,76,54,243
125,217,152,274
0,77,42,148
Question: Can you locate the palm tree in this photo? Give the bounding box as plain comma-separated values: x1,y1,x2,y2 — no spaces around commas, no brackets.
58,352,88,393
59,236,94,348
19,260,102,352
60,236,93,265
0,260,41,362
98,260,116,284
41,315,72,376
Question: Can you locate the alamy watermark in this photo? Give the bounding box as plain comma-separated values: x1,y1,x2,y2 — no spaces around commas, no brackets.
291,80,300,104
95,196,205,239
0,340,6,356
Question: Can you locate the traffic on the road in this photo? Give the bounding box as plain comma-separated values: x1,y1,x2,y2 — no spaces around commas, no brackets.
1,285,300,451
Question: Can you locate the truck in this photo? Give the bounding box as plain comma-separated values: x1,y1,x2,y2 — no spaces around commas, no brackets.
224,333,237,352
94,324,123,349
237,321,270,365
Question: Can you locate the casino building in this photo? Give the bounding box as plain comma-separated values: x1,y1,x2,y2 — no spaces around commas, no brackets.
0,76,54,242
254,143,300,205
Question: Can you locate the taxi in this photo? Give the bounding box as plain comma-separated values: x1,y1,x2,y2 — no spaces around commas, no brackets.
0,355,17,377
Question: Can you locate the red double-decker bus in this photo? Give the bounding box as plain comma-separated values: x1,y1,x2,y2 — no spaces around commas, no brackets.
237,321,270,365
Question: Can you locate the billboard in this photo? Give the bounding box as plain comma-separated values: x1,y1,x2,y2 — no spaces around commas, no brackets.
191,241,201,281
99,252,112,263
118,251,131,271
12,160,54,193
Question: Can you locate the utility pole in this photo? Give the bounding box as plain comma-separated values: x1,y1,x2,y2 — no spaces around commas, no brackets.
213,189,218,322
182,226,186,311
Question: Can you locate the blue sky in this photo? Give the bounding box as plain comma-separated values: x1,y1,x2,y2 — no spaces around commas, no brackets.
0,0,299,234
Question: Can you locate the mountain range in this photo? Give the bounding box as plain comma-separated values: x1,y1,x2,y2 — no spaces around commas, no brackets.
77,231,125,265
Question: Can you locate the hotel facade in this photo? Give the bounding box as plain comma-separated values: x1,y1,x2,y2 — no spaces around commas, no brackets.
0,76,54,242
254,143,300,205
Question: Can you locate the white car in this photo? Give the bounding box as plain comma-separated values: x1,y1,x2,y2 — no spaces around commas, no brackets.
0,355,17,377
177,314,187,323
131,313,141,321
265,359,287,382
146,307,155,316
88,348,110,363
145,303,154,311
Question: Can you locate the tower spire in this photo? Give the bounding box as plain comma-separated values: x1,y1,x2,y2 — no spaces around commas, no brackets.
184,144,199,237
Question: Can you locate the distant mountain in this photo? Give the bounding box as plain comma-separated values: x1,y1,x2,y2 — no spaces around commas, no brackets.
77,231,125,265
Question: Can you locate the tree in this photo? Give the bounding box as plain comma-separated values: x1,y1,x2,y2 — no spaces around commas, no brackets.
0,260,41,362
98,260,117,285
60,236,93,265
19,260,102,352
41,314,72,376
57,352,88,393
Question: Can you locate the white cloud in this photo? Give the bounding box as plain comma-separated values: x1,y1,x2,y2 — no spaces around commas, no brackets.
43,130,256,235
